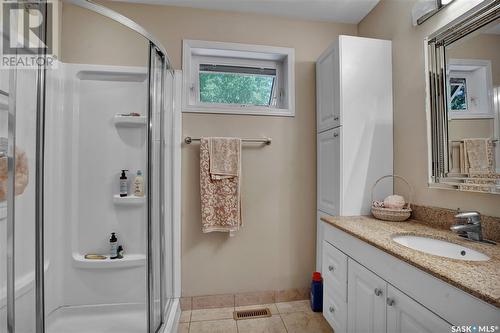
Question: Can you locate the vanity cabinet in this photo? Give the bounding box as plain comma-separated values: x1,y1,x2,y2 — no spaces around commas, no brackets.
386,285,450,333
323,240,451,333
322,240,347,333
347,259,387,333
321,222,500,331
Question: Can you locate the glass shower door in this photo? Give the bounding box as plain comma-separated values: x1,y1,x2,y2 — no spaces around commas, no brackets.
0,67,39,333
1,2,176,332
148,43,166,333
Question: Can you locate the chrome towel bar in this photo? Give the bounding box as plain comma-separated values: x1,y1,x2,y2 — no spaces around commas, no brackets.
184,136,271,145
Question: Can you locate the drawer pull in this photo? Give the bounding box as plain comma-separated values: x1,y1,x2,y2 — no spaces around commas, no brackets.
334,116,339,121
333,133,339,137
374,288,383,297
329,306,335,313
328,265,334,272
386,298,395,306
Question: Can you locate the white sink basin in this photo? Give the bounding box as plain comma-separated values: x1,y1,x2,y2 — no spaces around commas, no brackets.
392,235,490,261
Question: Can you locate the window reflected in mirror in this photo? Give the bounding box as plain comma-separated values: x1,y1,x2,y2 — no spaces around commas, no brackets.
449,77,468,111
444,17,500,193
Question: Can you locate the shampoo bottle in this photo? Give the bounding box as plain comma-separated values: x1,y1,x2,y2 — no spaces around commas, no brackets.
110,232,118,259
119,170,128,197
133,170,144,197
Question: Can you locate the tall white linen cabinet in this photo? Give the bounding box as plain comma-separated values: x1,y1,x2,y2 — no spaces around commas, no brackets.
316,35,394,271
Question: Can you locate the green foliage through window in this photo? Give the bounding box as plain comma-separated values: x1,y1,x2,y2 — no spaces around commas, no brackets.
449,77,467,111
199,71,275,106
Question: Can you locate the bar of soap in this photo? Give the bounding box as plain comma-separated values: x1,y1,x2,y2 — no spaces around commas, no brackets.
84,254,107,260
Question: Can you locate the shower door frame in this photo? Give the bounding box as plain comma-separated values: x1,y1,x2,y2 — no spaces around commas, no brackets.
147,42,170,333
5,1,176,332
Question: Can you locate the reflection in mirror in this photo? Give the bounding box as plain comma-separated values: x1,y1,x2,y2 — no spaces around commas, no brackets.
426,0,500,195
445,18,500,193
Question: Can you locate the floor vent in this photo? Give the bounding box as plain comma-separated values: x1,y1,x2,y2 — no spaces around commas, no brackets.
233,308,272,320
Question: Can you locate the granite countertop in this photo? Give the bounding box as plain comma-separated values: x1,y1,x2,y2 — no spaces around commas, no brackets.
321,215,500,308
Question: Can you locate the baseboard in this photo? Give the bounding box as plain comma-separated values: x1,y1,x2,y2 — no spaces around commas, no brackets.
180,288,311,311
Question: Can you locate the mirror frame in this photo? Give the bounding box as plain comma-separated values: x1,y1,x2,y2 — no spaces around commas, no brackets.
425,0,500,190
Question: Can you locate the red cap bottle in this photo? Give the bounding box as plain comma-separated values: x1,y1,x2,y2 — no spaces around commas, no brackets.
312,271,322,282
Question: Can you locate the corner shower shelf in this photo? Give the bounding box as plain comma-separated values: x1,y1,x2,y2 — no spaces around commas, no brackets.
72,253,146,269
113,195,146,206
113,115,146,127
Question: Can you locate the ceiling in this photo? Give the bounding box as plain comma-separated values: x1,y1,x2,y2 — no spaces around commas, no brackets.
111,0,380,24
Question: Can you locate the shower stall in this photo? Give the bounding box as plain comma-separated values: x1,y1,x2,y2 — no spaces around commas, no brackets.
0,1,180,332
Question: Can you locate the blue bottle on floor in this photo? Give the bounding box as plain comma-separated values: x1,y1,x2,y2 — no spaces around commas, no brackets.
310,272,323,312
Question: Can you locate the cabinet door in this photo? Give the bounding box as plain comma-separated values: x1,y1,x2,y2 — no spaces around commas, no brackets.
317,128,340,216
387,285,450,333
316,47,339,132
324,283,348,333
347,259,386,333
322,241,347,300
322,241,348,333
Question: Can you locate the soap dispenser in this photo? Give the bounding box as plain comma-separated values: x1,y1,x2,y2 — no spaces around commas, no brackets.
110,232,118,259
119,170,129,197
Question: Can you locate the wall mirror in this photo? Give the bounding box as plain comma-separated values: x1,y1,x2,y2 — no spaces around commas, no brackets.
426,0,500,194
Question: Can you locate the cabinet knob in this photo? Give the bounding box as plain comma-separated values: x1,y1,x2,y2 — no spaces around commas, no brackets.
386,298,395,306
334,116,339,121
333,133,339,137
374,288,383,297
329,306,335,313
328,265,334,272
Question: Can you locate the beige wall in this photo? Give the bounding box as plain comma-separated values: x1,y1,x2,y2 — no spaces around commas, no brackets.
448,119,494,141
359,0,500,217
62,0,499,299
446,33,500,140
447,33,500,86
70,1,356,296
61,4,149,66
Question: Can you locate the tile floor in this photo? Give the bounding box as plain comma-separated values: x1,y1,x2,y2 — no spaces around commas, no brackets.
177,300,333,333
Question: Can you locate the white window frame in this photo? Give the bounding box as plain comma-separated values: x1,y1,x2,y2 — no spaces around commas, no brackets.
182,39,295,116
447,59,494,119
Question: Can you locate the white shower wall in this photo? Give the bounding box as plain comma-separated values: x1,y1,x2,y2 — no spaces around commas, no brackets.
47,62,150,309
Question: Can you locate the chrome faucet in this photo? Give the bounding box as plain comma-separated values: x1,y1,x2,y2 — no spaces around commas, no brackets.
450,211,483,241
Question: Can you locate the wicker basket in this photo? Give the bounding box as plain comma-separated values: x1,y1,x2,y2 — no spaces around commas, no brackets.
371,175,413,222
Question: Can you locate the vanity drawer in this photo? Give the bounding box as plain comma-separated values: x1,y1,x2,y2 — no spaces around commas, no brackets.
323,282,347,333
322,240,348,300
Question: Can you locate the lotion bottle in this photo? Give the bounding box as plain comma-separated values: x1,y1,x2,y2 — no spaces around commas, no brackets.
110,232,118,259
133,170,144,197
119,170,128,197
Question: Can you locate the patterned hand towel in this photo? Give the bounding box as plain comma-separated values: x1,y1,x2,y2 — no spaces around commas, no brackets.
464,138,494,174
200,137,242,236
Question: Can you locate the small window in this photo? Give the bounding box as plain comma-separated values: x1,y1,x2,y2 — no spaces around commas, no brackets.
449,77,468,111
182,40,295,116
199,65,277,106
